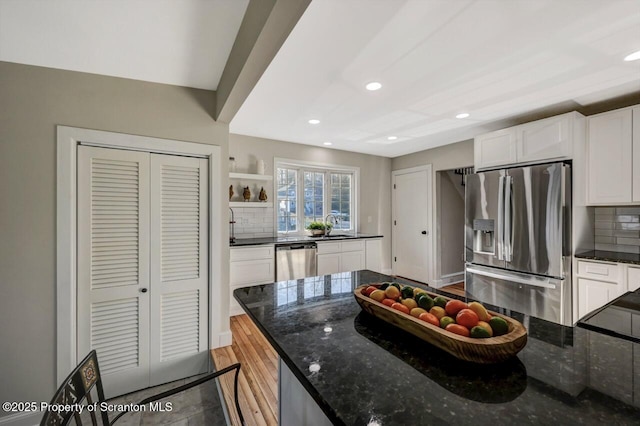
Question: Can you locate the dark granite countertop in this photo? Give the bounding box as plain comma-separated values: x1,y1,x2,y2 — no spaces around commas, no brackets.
234,270,640,425
578,289,640,343
575,249,640,265
230,233,383,247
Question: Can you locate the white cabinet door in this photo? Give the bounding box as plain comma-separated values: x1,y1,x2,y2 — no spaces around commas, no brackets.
628,266,640,292
517,113,572,163
149,154,209,386
77,146,151,398
587,108,633,204
474,128,517,170
341,251,365,273
365,239,382,273
633,107,640,202
317,253,341,275
578,278,616,319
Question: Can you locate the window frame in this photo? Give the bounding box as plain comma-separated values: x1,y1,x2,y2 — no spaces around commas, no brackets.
274,158,359,235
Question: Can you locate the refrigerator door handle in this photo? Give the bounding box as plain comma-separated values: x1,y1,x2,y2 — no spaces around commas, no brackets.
497,175,505,261
466,266,557,289
504,175,513,262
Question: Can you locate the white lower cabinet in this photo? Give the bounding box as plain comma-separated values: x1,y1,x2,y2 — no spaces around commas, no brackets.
230,245,274,316
628,266,640,292
576,260,626,320
317,240,365,275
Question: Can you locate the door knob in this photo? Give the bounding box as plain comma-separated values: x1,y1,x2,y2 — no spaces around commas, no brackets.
421,230,428,235
140,288,148,293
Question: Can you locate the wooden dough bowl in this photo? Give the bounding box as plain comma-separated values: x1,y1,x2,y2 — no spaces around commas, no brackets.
354,284,528,364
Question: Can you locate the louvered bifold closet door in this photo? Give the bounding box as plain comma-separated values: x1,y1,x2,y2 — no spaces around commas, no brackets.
77,146,151,398
149,154,208,386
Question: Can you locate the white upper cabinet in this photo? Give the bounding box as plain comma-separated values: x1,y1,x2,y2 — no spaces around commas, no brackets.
475,112,582,170
586,107,633,205
633,106,640,203
474,128,517,170
517,114,572,163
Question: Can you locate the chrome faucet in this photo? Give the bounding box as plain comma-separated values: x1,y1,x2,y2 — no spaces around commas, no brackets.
324,214,338,234
229,207,236,243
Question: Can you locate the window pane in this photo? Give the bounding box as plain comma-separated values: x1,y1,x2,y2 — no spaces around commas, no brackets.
303,171,324,227
330,172,353,230
277,168,297,232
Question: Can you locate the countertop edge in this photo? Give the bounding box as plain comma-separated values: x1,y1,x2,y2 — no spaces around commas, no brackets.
230,234,384,247
232,289,345,425
574,250,640,265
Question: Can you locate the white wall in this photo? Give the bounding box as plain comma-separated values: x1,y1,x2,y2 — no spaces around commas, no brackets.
230,133,393,271
0,61,229,420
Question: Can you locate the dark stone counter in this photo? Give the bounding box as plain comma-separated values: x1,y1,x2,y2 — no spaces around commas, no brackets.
575,249,640,265
234,270,640,425
229,233,383,247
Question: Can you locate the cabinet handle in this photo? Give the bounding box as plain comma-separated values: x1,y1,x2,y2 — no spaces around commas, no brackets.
140,288,148,293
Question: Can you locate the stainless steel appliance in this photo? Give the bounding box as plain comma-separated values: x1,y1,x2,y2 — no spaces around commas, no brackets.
465,162,572,325
276,242,317,281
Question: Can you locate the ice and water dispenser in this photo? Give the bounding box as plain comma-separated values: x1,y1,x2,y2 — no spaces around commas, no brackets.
472,219,495,254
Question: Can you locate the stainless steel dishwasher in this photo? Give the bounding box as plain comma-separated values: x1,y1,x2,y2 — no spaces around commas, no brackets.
276,242,317,281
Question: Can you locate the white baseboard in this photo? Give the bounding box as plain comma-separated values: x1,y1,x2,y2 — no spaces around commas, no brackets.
431,271,464,289
0,411,40,426
381,268,393,275
217,330,233,348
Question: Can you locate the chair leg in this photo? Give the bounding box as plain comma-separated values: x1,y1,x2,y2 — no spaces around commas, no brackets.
232,365,245,426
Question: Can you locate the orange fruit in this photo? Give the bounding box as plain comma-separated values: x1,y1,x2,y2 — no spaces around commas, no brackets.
445,323,470,337
391,302,410,315
363,286,378,297
381,298,396,307
445,299,468,316
418,312,440,327
385,286,401,300
456,309,479,329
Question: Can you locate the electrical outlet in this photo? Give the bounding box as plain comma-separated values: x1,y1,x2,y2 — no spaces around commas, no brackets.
367,216,372,223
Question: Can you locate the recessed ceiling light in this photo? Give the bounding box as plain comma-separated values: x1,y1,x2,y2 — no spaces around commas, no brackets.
308,119,320,124
624,50,640,61
323,142,332,146
365,82,382,91
456,113,470,119
387,136,398,141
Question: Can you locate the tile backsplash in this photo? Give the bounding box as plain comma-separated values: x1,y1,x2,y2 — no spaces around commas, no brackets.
230,206,274,238
594,207,640,254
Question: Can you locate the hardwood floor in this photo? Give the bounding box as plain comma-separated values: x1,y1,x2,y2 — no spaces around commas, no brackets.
439,281,465,297
211,315,278,426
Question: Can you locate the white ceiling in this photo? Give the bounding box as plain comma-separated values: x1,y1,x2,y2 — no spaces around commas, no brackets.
0,0,249,90
230,0,640,158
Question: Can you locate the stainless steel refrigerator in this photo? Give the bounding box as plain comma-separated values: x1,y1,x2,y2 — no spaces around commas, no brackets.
465,162,572,325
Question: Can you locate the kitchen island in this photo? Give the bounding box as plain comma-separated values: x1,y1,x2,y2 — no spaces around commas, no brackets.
234,270,640,425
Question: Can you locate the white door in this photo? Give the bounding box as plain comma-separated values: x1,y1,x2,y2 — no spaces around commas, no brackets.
78,146,208,397
392,165,432,282
77,146,151,397
149,154,208,386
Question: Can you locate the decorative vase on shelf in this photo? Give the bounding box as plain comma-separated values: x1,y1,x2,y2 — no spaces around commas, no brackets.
259,187,268,202
256,159,265,175
243,186,251,202
229,185,234,200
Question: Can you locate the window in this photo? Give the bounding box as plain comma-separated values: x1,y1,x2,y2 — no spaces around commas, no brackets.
276,160,357,234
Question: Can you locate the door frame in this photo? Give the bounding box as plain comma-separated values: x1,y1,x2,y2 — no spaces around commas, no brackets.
391,164,433,282
56,125,223,385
